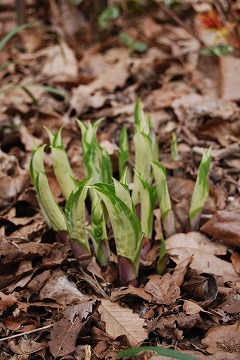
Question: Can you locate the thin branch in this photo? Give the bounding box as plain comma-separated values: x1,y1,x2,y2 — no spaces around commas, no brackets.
0,324,53,342
154,1,205,47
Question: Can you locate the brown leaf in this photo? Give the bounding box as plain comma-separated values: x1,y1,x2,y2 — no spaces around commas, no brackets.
49,301,98,357
39,270,88,305
145,274,181,305
99,299,148,346
201,211,240,247
202,321,240,358
110,284,152,302
0,291,17,310
8,338,44,355
41,43,78,83
182,273,218,302
231,252,240,274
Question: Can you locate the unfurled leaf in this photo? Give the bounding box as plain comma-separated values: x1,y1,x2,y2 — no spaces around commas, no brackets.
189,147,211,230
151,161,175,238
30,145,67,231
118,346,201,359
113,177,133,211
45,127,76,199
135,171,156,239
98,146,112,184
76,118,104,178
132,132,153,205
65,178,91,255
118,126,129,179
87,183,142,284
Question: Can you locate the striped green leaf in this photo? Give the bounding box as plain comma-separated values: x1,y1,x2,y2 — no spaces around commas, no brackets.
45,127,76,199
189,147,211,230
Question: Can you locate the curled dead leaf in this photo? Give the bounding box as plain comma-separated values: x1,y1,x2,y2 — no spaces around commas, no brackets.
201,211,240,247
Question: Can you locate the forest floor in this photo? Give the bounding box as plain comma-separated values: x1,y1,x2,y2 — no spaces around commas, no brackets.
0,1,239,359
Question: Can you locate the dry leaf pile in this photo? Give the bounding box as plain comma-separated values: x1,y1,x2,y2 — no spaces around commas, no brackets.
0,1,239,359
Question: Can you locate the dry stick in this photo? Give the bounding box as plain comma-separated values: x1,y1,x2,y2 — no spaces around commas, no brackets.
0,324,53,342
154,1,205,47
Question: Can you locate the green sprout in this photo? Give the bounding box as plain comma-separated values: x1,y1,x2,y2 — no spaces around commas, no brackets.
118,126,129,179
151,161,175,238
45,127,76,200
77,118,104,179
87,194,110,267
171,132,179,161
134,171,156,240
30,145,67,232
157,237,167,275
65,178,91,256
189,147,212,231
87,183,142,284
117,346,201,360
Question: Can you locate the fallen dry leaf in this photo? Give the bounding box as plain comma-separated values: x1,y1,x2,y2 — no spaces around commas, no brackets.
49,300,98,357
8,338,44,355
201,211,240,247
41,42,78,83
202,321,240,358
99,299,148,346
110,284,152,302
231,252,240,274
0,291,17,310
39,270,88,305
145,274,181,305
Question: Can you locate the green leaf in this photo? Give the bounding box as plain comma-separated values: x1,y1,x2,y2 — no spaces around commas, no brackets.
201,45,234,57
98,146,113,184
76,118,104,178
134,171,156,239
151,161,175,237
117,346,201,359
30,144,67,231
118,126,129,179
98,5,120,30
171,132,179,161
0,23,35,52
132,132,153,205
65,178,91,254
45,127,76,199
113,177,134,212
88,194,109,266
87,183,142,283
157,237,167,275
133,40,148,52
189,147,211,230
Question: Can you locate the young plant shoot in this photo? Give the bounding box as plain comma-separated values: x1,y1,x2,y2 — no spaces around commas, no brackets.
30,145,67,233
118,126,129,179
65,178,91,257
157,237,167,275
151,161,175,238
171,132,179,161
189,147,212,231
87,194,110,267
87,183,143,285
44,127,76,199
77,118,104,179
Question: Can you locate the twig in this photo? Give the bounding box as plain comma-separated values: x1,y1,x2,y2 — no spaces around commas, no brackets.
154,0,205,46
0,324,53,342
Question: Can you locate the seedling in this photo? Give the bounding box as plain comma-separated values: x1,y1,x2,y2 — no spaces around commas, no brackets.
88,183,142,284
65,178,91,256
30,145,67,232
171,132,179,161
151,161,175,238
118,126,129,179
189,147,211,231
45,127,76,200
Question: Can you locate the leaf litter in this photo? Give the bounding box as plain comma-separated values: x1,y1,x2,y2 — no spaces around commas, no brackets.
0,1,239,359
